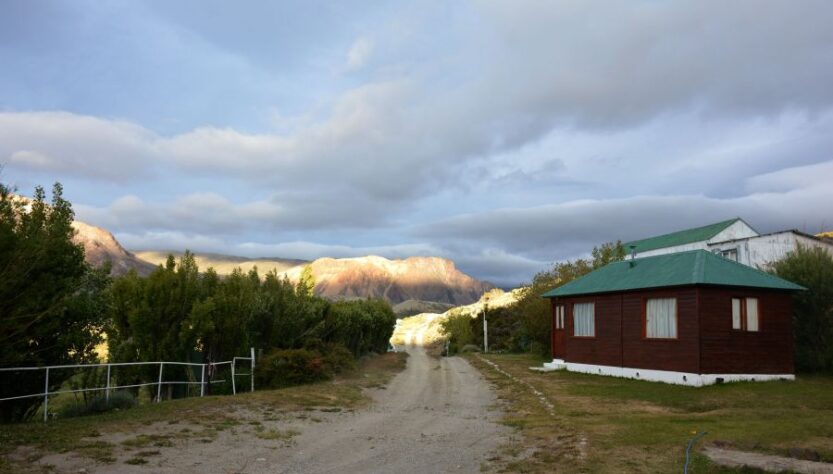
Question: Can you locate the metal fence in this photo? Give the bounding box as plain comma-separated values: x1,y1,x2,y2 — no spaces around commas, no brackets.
0,348,256,422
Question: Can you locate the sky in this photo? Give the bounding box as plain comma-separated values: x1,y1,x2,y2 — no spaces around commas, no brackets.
2,0,833,287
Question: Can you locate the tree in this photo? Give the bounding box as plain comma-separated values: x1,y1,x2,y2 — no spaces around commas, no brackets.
771,246,833,373
513,242,623,357
592,240,626,269
0,183,109,421
297,264,316,298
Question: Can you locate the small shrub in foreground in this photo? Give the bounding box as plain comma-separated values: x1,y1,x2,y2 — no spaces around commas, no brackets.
255,349,331,388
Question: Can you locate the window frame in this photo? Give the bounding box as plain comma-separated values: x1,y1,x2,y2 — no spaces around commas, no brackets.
554,305,566,330
571,301,596,338
642,297,679,340
731,296,761,333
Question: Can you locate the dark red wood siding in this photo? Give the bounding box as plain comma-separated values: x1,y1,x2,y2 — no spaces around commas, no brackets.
559,294,623,367
697,287,794,374
551,285,794,375
621,288,700,373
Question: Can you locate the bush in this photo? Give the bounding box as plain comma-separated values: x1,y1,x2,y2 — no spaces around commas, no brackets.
460,344,481,353
255,349,331,388
322,343,357,374
59,391,136,418
772,245,833,373
440,312,475,355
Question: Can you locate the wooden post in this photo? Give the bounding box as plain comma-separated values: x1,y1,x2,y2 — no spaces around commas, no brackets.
105,364,111,402
200,364,206,397
231,359,236,395
43,368,50,422
156,362,164,402
250,347,255,393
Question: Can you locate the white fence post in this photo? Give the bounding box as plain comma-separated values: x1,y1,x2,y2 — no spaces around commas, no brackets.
231,359,236,395
250,347,255,393
156,362,164,402
200,364,206,397
43,367,49,422
105,364,111,402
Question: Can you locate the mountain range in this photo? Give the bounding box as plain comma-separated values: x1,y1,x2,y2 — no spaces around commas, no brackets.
73,220,494,308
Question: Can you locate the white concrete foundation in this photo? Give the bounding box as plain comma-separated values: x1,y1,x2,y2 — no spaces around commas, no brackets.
554,361,794,387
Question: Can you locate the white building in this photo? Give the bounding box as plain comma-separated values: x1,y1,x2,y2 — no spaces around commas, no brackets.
625,218,833,269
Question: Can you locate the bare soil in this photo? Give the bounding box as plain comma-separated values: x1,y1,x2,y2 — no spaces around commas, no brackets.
12,348,510,473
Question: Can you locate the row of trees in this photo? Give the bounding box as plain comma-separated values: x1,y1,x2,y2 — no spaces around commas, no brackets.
0,183,397,421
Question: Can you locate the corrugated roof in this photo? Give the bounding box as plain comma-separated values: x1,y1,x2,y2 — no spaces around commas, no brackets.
623,218,741,253
542,250,805,298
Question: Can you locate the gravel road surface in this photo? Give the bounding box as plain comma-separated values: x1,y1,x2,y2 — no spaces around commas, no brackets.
274,346,509,473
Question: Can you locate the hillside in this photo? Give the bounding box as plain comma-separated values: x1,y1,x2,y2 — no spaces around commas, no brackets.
279,255,495,306
390,288,522,347
72,221,157,276
392,299,456,317
135,250,307,277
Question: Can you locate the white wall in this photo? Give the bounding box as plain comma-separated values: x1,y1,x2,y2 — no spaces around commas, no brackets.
708,220,758,243
708,231,833,269
633,242,709,258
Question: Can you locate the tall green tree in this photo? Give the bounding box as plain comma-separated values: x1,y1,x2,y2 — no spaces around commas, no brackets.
772,246,833,373
0,183,109,421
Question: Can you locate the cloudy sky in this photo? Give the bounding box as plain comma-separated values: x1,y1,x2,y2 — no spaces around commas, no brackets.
2,1,833,286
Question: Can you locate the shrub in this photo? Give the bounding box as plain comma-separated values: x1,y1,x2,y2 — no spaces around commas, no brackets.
322,343,357,374
440,313,475,355
59,391,136,418
255,349,331,388
772,245,833,373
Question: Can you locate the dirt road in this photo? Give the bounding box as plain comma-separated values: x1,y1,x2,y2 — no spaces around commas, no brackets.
33,347,509,473
275,347,509,473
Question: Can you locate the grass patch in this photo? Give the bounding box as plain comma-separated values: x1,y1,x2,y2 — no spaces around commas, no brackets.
0,352,408,474
255,429,300,441
467,353,833,473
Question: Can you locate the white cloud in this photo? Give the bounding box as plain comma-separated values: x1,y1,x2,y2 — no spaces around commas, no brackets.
346,37,374,71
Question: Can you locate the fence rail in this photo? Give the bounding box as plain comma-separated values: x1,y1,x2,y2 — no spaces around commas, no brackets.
0,347,256,421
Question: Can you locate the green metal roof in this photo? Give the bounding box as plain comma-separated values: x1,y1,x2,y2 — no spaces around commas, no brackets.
623,218,742,253
542,250,805,298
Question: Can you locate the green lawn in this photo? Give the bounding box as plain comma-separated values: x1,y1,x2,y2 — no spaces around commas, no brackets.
0,352,407,474
467,353,833,473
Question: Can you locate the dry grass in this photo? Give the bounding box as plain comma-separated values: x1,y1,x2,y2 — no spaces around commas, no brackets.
0,352,408,474
468,353,833,473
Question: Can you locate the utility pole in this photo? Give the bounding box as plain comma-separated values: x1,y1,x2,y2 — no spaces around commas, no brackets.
483,295,490,353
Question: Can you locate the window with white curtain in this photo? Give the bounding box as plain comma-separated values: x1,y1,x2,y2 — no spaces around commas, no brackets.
573,303,595,337
646,298,677,339
732,298,742,330
746,298,759,332
555,305,565,329
732,297,760,332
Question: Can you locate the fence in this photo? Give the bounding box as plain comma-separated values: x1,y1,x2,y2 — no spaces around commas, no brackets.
0,348,256,422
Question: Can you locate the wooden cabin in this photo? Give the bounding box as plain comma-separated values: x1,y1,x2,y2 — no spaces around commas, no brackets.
542,250,804,386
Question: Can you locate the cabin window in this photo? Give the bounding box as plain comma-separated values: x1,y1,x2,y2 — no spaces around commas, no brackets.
645,298,677,339
732,297,760,332
573,303,595,337
720,248,738,261
555,305,565,329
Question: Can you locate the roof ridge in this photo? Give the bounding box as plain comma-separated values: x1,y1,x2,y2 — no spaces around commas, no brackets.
692,251,705,283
